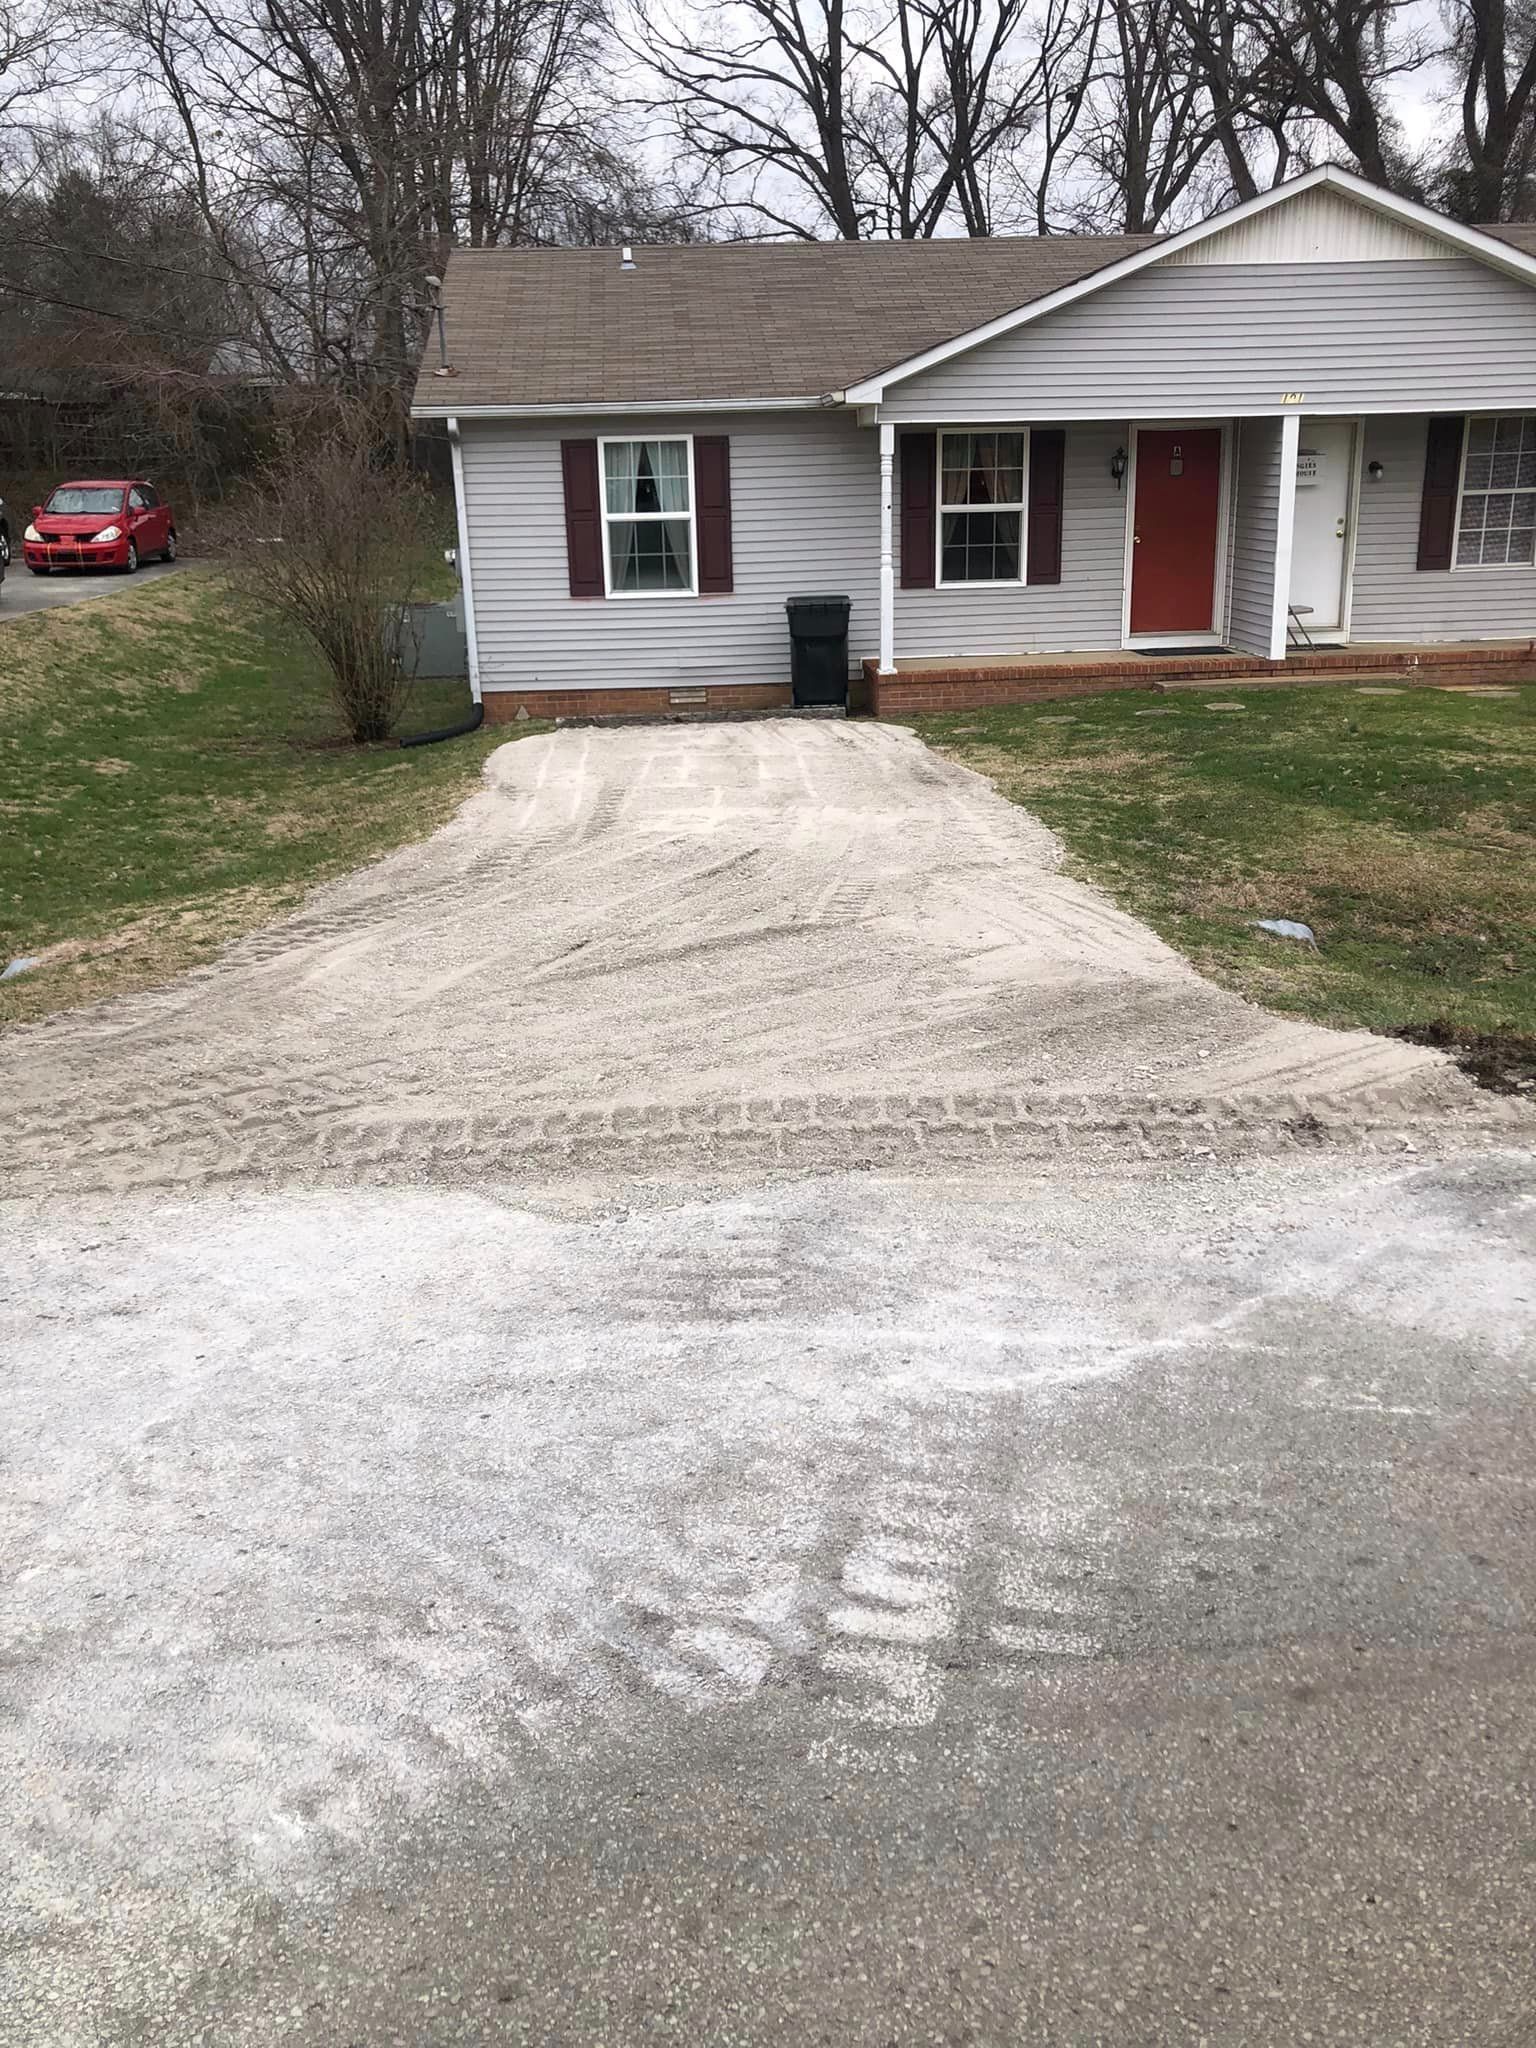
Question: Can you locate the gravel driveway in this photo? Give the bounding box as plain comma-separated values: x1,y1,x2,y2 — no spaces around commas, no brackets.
3,721,1534,2046
0,720,1515,1199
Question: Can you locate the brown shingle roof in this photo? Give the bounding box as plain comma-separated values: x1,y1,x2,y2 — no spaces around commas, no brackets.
412,236,1159,412
413,219,1536,413
1481,221,1536,257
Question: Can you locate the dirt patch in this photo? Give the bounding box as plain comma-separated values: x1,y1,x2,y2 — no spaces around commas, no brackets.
1394,1020,1536,1096
930,738,1156,796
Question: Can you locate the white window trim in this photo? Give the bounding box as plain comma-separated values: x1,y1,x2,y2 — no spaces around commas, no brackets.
596,432,699,599
1450,413,1536,572
935,427,1031,589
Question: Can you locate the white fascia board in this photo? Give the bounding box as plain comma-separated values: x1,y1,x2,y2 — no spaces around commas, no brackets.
844,165,1536,403
411,395,826,421
1316,164,1536,286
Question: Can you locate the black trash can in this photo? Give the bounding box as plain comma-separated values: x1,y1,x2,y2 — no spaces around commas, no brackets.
785,594,851,707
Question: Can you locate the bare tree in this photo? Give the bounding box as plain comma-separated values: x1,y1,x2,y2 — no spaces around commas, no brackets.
89,0,687,426
1435,0,1536,218
1232,0,1431,193
635,0,1104,237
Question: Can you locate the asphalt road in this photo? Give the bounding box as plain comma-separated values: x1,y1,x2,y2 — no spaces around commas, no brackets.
4,1152,1534,2045
0,557,182,617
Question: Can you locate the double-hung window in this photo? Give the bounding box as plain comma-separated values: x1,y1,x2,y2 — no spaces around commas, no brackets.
939,431,1027,584
1456,416,1536,568
601,437,695,594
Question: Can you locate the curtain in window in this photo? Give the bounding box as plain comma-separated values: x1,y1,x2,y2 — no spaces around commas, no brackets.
604,439,693,590
604,440,689,515
940,432,1024,581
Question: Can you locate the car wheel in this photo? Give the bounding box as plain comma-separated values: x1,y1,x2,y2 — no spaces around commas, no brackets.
162,529,177,563
0,525,10,567
123,540,139,574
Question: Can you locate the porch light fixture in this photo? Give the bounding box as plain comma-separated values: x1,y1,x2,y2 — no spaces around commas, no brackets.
1367,459,1385,480
1110,445,1127,490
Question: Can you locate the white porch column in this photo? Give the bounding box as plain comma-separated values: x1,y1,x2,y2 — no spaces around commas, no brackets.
1267,409,1302,662
878,419,896,675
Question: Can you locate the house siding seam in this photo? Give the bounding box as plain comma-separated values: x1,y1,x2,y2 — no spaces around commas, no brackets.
1227,419,1285,655
1351,413,1536,639
893,424,1128,657
878,260,1536,420
460,411,879,694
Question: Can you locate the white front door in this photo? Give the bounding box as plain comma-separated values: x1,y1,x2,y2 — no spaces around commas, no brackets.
1287,420,1357,637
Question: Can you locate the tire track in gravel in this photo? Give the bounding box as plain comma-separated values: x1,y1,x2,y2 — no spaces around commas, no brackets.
1,719,1524,1196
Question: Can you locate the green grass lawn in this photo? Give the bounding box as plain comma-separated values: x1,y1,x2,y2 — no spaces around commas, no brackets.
914,681,1536,1071
1,568,521,1026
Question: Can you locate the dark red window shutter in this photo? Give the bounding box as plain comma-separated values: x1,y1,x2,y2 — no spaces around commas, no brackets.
900,432,937,589
1027,428,1065,585
694,436,733,593
1416,416,1465,572
560,439,604,597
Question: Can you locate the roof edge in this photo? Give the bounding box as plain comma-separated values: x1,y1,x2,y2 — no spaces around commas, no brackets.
845,166,1536,402
411,394,832,421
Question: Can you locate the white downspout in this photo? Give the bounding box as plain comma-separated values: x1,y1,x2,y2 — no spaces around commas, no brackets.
446,416,482,702
878,418,896,675
1268,410,1302,663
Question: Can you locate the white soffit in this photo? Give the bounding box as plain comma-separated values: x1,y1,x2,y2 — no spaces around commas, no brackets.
1157,183,1450,266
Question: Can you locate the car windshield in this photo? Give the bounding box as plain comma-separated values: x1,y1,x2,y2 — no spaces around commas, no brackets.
44,487,123,516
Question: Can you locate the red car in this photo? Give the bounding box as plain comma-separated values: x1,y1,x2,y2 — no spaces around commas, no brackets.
24,478,177,576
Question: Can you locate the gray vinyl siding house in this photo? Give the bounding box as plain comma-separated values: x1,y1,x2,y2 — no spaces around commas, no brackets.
413,167,1536,720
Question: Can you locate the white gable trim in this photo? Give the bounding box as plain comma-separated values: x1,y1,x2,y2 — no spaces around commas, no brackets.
844,166,1536,403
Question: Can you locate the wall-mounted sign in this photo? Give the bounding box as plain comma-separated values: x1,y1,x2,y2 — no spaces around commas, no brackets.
1296,450,1321,486
1281,391,1307,404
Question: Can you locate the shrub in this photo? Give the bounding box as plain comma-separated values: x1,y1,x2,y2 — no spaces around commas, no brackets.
234,408,439,744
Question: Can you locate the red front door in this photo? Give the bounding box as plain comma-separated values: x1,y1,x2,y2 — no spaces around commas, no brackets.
1128,429,1223,636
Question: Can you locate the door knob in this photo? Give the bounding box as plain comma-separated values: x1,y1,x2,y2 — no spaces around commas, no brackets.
1335,520,1346,538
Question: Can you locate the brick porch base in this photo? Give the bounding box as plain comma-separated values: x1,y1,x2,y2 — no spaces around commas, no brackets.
865,642,1536,715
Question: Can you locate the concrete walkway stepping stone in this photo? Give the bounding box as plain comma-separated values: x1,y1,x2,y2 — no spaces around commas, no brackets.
1205,702,1247,711
1355,686,1404,695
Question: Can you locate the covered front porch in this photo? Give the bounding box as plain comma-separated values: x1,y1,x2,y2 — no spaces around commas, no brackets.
867,411,1536,704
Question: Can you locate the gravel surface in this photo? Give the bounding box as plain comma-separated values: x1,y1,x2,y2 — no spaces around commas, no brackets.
3,721,1534,2044
1,720,1521,1201
3,1153,1535,2044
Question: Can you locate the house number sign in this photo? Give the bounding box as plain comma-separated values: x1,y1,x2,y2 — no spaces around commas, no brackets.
1281,391,1307,403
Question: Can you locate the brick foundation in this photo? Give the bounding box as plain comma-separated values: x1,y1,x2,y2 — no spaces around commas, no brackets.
482,682,793,724
865,642,1536,716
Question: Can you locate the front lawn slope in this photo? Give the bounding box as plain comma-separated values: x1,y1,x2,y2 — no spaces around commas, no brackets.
914,683,1536,1063
1,571,514,1025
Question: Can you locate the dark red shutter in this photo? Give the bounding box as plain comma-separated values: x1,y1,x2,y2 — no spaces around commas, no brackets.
560,439,604,597
1416,416,1465,572
900,432,937,589
694,436,733,593
1027,428,1065,585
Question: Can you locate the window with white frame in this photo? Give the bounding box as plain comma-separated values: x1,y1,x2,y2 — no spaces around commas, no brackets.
1456,416,1536,568
602,437,694,593
939,431,1027,584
